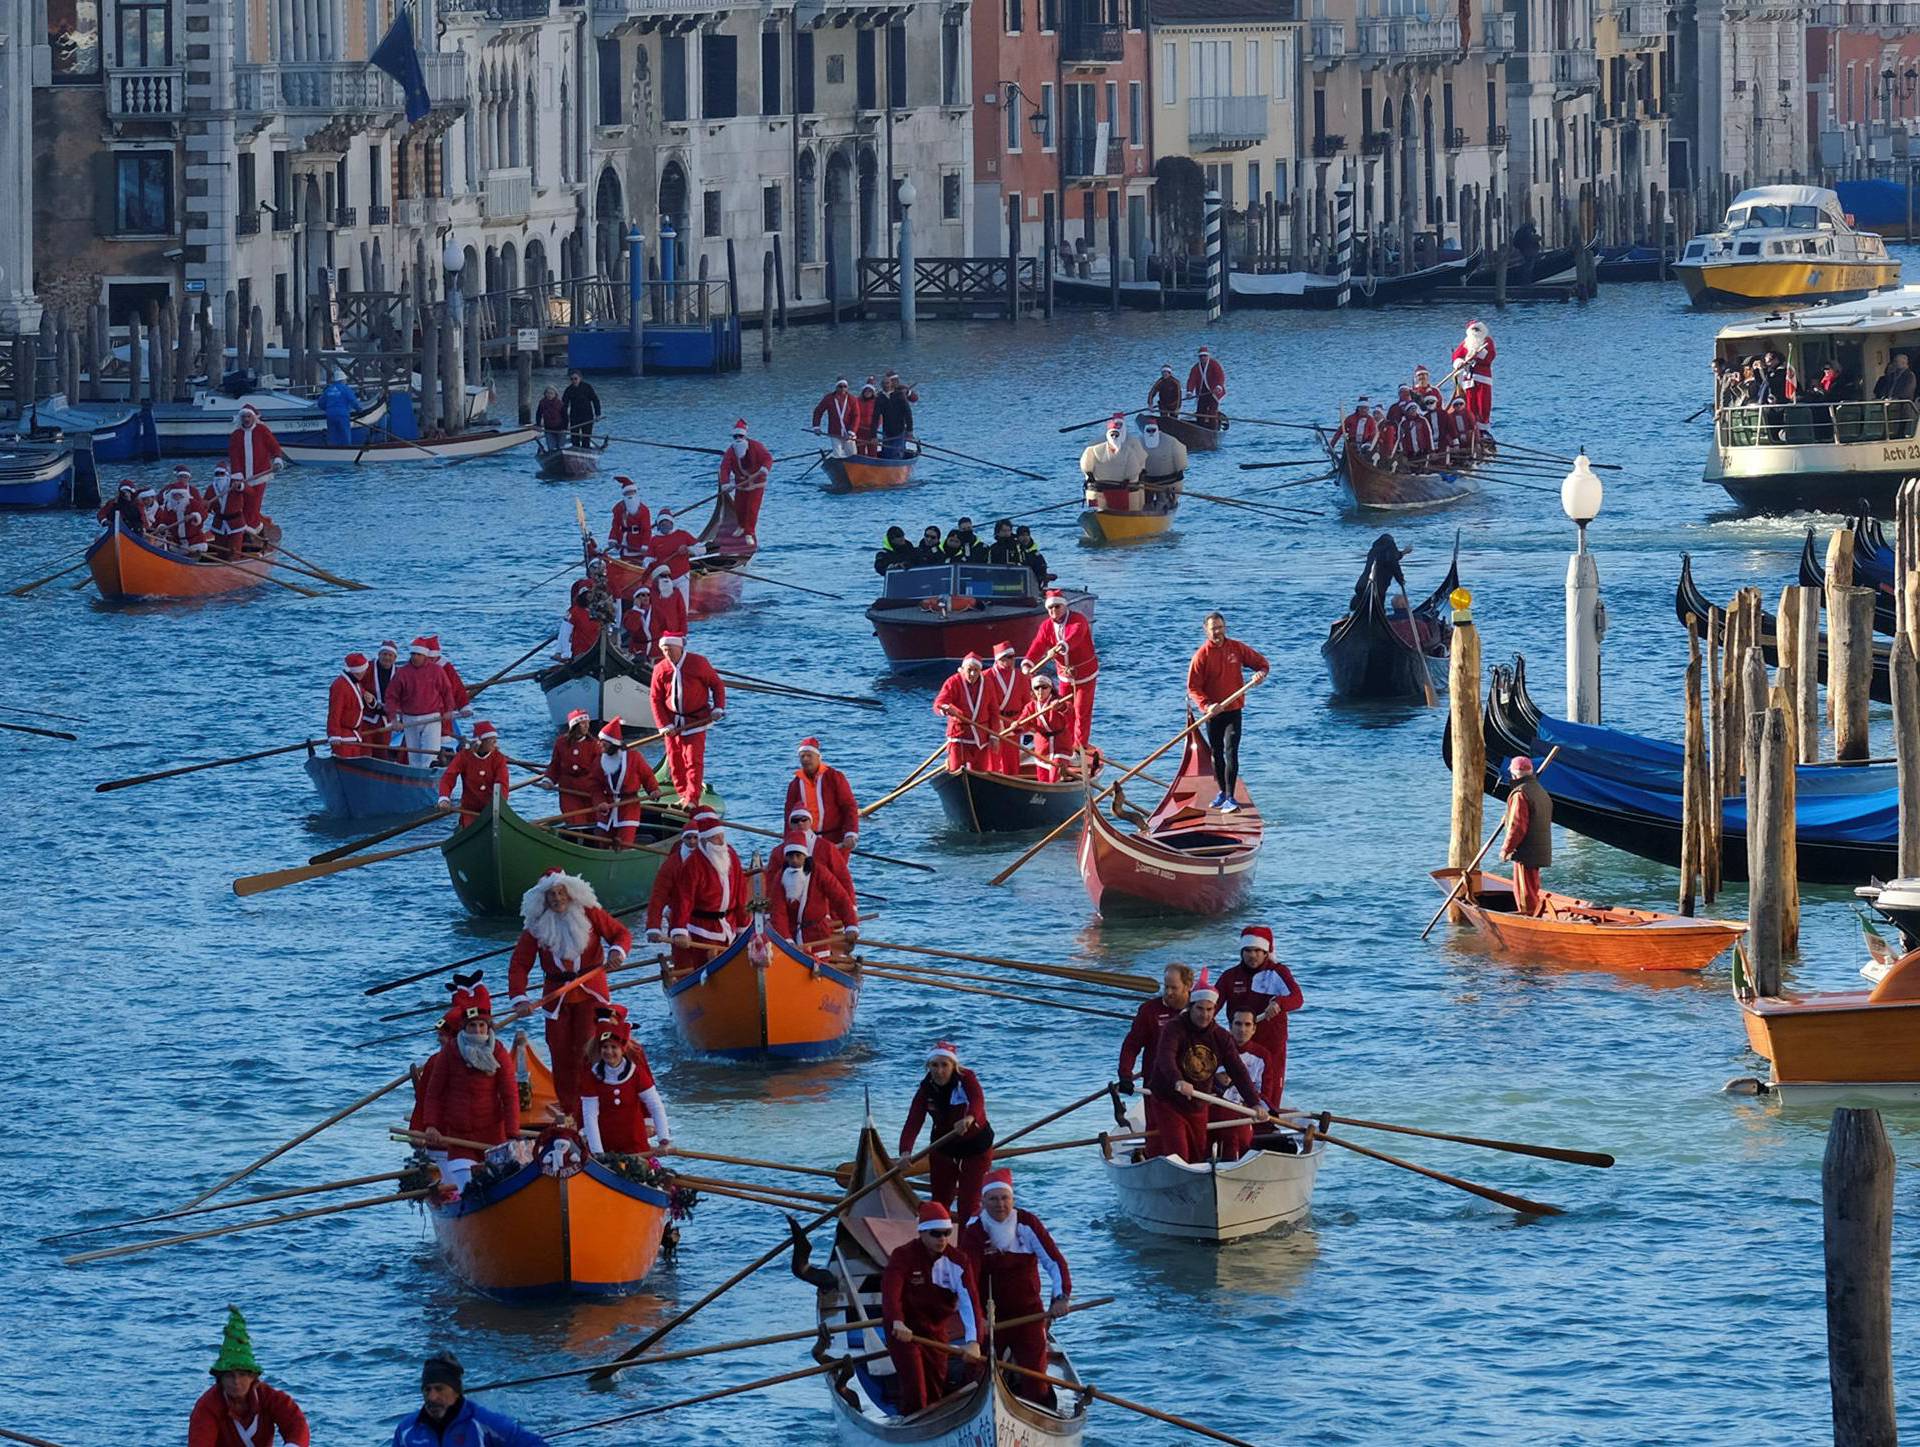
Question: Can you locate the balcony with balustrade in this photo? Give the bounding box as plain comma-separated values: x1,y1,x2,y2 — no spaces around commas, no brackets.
1358,15,1461,66
591,0,729,32
1188,95,1269,151
484,168,533,221
1479,11,1515,54
1060,23,1126,64
234,53,466,117
1312,132,1345,158
1552,48,1599,92
1310,18,1347,67
1604,0,1667,48
107,67,184,120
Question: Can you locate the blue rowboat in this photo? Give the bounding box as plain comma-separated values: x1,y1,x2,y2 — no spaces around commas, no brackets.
27,400,153,464
0,443,75,508
304,750,439,819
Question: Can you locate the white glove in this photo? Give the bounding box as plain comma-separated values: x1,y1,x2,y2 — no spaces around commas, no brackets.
608,946,628,966
842,832,859,850
843,926,860,944
710,709,726,724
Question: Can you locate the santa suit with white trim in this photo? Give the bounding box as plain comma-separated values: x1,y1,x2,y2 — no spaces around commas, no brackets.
580,1010,671,1156
647,513,698,612
1185,349,1227,418
880,1204,984,1414
508,872,632,1116
1022,598,1097,749
717,421,773,539
545,712,600,827
435,725,510,824
784,739,860,852
155,480,209,552
933,659,1000,773
1024,680,1078,781
417,976,519,1186
812,383,859,456
226,407,284,530
644,827,699,942
663,813,750,971
764,834,859,956
607,481,651,559
959,1170,1072,1404
1451,321,1495,427
327,656,372,759
984,647,1034,774
1214,925,1304,1107
588,718,661,847
649,636,725,805
784,807,858,905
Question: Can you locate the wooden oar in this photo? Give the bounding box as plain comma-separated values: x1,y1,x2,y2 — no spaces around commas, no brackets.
271,542,371,590
62,1188,433,1266
655,1145,846,1180
675,1172,842,1206
1007,497,1085,521
9,553,90,596
862,963,1133,1020
1056,412,1129,433
993,1081,1116,1150
1235,457,1333,469
717,568,843,601
717,668,882,711
517,555,587,597
989,680,1255,887
375,954,661,1025
601,434,727,457
914,439,1049,482
362,898,650,996
0,719,77,741
646,803,933,873
856,937,1152,992
862,956,1140,1003
306,810,448,866
355,418,457,465
233,833,447,896
172,1070,412,1210
552,1354,890,1437
1273,1108,1614,1169
220,555,325,598
860,741,952,817
96,738,322,792
42,1169,413,1243
995,1114,1251,1162
468,634,560,698
0,1426,76,1447
1245,471,1336,494
1419,745,1562,939
0,702,89,723
1181,488,1320,522
1220,415,1323,431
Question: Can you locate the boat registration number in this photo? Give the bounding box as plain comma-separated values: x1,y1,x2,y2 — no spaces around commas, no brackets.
1883,444,1920,462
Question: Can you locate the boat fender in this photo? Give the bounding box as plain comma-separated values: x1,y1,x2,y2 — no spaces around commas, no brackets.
1720,1076,1767,1096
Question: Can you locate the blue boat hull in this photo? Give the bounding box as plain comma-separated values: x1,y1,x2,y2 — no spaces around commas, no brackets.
0,450,75,509
304,752,437,819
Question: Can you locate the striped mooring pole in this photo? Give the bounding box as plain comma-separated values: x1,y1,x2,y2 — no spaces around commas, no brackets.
1204,189,1223,322
1333,178,1355,310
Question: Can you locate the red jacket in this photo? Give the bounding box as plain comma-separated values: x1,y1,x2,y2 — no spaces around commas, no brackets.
646,836,698,935
900,1066,992,1156
227,420,284,481
590,745,661,825
932,671,1000,747
384,659,454,720
155,496,207,547
437,745,510,816
327,672,368,753
1117,994,1179,1086
440,660,472,713
561,604,602,659
419,1039,519,1156
959,1208,1072,1316
665,842,750,943
1028,686,1078,760
649,527,698,581
650,650,726,734
189,1383,311,1447
785,764,859,843
508,906,632,1007
812,390,858,438
985,664,1034,737
649,573,688,641
1185,357,1227,402
620,599,654,662
1148,1012,1259,1111
764,857,859,945
1024,611,1098,686
718,440,773,491
582,1048,661,1154
546,730,600,813
1147,375,1182,413
610,498,652,556
881,1239,983,1340
1186,638,1268,713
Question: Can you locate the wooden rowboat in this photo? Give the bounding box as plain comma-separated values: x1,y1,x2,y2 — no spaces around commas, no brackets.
303,748,437,820
1151,414,1225,452
439,785,717,917
929,766,1087,833
1736,942,1920,1092
1431,867,1745,973
604,490,759,619
538,630,651,731
1077,731,1262,916
822,449,919,493
812,1124,1089,1444
1333,432,1478,511
662,919,860,1059
85,515,284,601
428,1045,673,1300
536,442,605,480
278,425,538,465
1100,1131,1323,1242
1079,475,1179,545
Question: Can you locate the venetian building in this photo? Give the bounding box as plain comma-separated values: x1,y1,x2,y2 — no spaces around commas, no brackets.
1673,0,1810,187
1503,0,1602,245
1593,0,1671,241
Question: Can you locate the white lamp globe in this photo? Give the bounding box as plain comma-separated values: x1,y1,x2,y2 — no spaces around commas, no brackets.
897,177,917,209
442,239,465,272
1561,452,1603,526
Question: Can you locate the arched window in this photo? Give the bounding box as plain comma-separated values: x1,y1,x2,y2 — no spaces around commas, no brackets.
508,65,523,168
559,77,572,183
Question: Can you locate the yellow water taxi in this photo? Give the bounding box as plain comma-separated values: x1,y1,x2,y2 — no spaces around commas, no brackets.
1676,185,1898,308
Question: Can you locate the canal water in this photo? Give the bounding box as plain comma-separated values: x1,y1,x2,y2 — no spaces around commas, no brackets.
2,273,1915,1444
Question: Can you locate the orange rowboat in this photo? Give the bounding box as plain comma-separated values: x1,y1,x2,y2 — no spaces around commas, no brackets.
604,490,757,619
662,920,860,1059
1430,868,1745,973
1737,945,1920,1091
821,448,918,493
85,516,283,601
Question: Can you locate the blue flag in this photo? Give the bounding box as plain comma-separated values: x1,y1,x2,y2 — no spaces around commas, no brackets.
370,10,430,124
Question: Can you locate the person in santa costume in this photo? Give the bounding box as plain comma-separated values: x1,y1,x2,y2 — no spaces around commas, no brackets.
764,831,860,956
579,1006,671,1156
1341,397,1377,459
508,870,631,1116
1145,968,1268,1162
1024,674,1079,780
812,378,859,457
541,708,600,828
226,404,285,535
880,1201,983,1414
606,476,651,559
418,972,520,1187
1139,416,1189,489
1079,414,1147,501
644,824,700,943
189,1306,312,1447
1146,361,1182,419
785,736,860,853
365,640,399,759
155,474,210,553
1209,1005,1278,1161
1451,319,1495,428
784,802,858,901
646,562,689,643
589,716,662,847
958,1169,1072,1405
1185,344,1227,420
1401,394,1438,458
556,577,605,660
1410,363,1443,412
1022,592,1097,750
435,720,510,823
933,654,1000,774
619,584,655,662
327,652,373,758
979,643,1034,775
717,418,773,543
387,637,456,767
647,510,698,613
649,633,724,804
1116,962,1193,1160
663,807,750,970
1186,610,1269,813
208,470,250,557
900,1040,996,1221
1213,924,1303,1107
429,637,473,727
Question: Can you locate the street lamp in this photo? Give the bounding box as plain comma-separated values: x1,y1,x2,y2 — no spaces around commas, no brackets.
442,233,465,325
1562,450,1606,723
896,175,917,343
1003,82,1050,145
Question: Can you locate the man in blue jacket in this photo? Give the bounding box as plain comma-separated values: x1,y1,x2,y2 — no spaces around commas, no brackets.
392,1352,549,1446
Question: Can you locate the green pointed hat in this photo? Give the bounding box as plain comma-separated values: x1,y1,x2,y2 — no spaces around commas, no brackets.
210,1305,262,1377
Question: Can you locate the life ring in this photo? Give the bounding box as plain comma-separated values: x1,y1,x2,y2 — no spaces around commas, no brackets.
947,594,976,612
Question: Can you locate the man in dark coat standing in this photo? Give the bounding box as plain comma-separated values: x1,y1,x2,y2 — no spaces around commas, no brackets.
561,369,602,447
1499,755,1553,915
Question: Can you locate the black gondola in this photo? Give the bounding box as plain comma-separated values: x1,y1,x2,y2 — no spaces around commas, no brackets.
1322,533,1457,702
929,766,1088,833
1797,521,1897,637
1676,553,1892,703
1447,655,1895,885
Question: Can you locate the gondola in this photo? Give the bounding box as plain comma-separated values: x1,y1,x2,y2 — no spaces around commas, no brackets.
538,630,651,732
1079,475,1180,545
1077,731,1261,915
1797,523,1897,636
1153,415,1224,452
303,747,437,819
1676,553,1892,703
426,1041,675,1301
1329,430,1480,511
1101,1125,1323,1241
1227,250,1480,309
662,917,860,1059
536,438,606,480
1593,244,1672,283
604,490,758,618
929,765,1089,833
278,426,538,465
810,1124,1090,1444
1465,242,1580,287
822,448,919,493
84,515,284,601
866,562,1095,674
1322,533,1457,702
1430,867,1744,973
439,785,717,917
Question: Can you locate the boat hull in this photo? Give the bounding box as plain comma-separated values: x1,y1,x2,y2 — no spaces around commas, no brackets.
1677,258,1899,308
1154,416,1223,452
537,447,602,479
0,446,75,508
929,768,1086,833
84,517,280,600
539,632,652,731
1102,1143,1322,1241
1077,735,1261,916
429,1155,670,1300
1742,994,1920,1086
1432,868,1744,972
664,925,860,1059
303,752,437,819
279,426,537,465
1337,444,1476,510
823,453,918,492
867,591,1094,673
1079,506,1176,545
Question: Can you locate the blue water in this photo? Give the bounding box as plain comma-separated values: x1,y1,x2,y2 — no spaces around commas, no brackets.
2,275,1915,1444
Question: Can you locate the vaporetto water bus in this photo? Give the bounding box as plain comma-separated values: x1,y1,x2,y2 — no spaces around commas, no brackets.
1676,184,1898,308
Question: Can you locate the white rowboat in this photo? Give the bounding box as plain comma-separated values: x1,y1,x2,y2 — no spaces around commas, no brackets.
1101,1134,1323,1242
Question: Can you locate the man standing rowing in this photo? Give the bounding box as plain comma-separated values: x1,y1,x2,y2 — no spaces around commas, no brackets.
226,405,285,539
718,418,773,544
1185,611,1268,813
435,720,509,825
1145,969,1268,1162
1186,345,1227,421
1023,592,1098,751
388,637,456,767
785,737,859,854
934,654,1000,774
649,633,725,806
1499,755,1552,915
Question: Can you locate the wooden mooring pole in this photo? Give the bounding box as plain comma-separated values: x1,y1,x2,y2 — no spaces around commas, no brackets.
1822,1108,1896,1446
1680,619,1706,914
1744,691,1788,996
1446,587,1483,922
1826,524,1854,725
1831,585,1876,761
1705,605,1725,898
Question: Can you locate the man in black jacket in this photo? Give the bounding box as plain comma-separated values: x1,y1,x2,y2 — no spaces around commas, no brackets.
877,374,915,458
985,518,1022,566
561,370,602,447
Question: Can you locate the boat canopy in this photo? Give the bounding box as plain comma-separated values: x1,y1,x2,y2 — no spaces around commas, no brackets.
1713,287,1920,342
877,563,1040,602
1724,185,1850,233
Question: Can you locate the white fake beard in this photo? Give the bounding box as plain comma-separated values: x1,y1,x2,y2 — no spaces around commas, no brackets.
457,1029,499,1073
981,1209,1018,1250
781,866,808,901
699,837,732,872
1142,431,1160,449
1104,436,1121,455
732,438,748,456
527,899,594,961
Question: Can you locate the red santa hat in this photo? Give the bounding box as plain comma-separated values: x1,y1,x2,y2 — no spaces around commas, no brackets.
692,806,724,835
593,1006,632,1046
1239,925,1273,954
598,718,625,744
1509,755,1535,778
171,463,193,477
566,708,591,728
344,652,370,673
1030,673,1056,692
619,476,639,495
1191,968,1219,1004
426,635,443,659
732,418,749,435
797,737,823,758
1106,413,1125,433
787,805,814,827
960,652,984,670
926,1040,960,1066
835,377,850,389
1044,589,1067,605
472,720,498,741
1420,393,1440,410
409,636,433,655
1161,362,1175,374
981,1168,1015,1199
992,642,1016,661
442,971,494,1029
917,1202,954,1232
238,404,260,421
781,831,811,859
212,463,230,477
1198,345,1211,356
658,632,686,650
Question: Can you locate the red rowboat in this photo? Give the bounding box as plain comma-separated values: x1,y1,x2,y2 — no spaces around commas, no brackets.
1077,731,1262,915
85,515,284,601
1430,868,1744,972
866,561,1095,674
605,490,758,619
